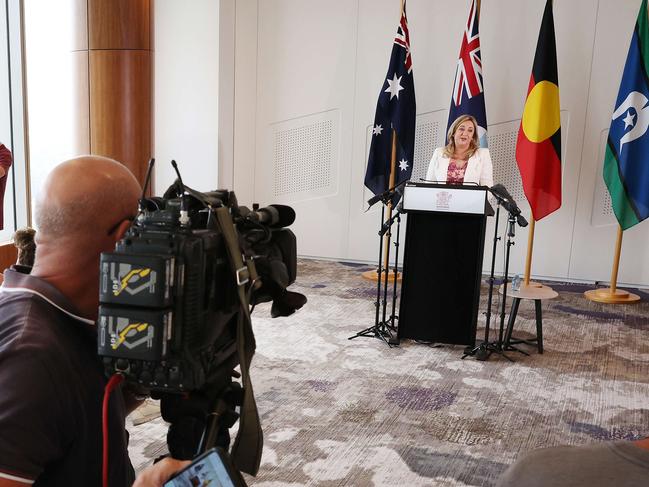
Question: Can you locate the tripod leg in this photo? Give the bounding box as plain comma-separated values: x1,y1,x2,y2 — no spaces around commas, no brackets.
535,299,544,354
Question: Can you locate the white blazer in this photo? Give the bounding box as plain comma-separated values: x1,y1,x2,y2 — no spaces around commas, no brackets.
425,147,494,187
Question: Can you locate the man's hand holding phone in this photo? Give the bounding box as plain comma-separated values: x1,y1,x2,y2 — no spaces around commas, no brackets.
133,458,191,487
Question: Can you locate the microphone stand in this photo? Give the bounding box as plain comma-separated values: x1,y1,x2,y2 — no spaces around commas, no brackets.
387,211,402,344
497,211,528,357
349,196,402,347
462,202,512,361
491,212,517,360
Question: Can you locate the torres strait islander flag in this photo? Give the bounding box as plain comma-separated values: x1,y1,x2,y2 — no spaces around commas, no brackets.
364,2,416,198
603,0,649,230
448,0,488,147
515,0,561,221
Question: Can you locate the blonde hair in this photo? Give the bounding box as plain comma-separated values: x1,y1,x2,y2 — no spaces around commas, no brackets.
443,115,480,159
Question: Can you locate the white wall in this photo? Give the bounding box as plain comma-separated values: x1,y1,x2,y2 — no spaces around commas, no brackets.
228,0,649,287
154,0,220,194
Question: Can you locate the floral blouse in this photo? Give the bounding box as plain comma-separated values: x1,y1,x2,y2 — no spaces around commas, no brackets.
446,159,468,184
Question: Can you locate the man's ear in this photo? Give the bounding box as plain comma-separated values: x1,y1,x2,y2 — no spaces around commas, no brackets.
114,219,132,241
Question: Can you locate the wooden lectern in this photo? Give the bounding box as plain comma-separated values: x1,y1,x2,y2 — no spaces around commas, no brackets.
398,183,490,346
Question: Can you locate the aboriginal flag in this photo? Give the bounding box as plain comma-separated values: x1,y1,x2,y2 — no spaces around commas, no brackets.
515,0,561,221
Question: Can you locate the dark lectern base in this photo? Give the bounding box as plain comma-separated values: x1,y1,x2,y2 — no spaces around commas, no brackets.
398,211,486,346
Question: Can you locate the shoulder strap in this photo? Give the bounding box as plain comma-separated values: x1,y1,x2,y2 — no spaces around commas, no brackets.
214,207,263,475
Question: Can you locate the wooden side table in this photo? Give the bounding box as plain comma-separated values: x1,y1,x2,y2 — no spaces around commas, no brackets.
498,284,558,354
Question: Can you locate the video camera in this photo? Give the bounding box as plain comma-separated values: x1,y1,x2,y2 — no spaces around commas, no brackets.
97,160,306,475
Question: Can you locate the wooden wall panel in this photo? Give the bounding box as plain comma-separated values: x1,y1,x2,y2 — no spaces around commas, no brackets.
88,0,151,50
0,242,17,274
89,50,152,184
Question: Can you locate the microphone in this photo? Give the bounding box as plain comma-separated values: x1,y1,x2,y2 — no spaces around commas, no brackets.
379,204,403,236
490,184,519,213
518,215,528,227
489,184,528,227
366,193,385,208
367,180,407,210
249,204,296,228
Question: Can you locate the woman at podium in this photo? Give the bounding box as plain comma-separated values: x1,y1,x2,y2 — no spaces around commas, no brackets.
425,115,493,187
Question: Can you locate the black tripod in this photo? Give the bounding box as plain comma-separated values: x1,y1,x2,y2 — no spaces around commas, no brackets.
156,376,249,484
462,200,513,360
348,204,402,347
496,211,529,357
463,205,525,361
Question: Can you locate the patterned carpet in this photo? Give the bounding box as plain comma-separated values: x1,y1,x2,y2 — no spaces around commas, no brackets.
128,259,649,486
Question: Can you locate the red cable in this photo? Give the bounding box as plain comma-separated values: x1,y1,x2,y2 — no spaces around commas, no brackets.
103,373,124,487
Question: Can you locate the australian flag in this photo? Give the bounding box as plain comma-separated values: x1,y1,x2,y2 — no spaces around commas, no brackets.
364,4,416,197
447,0,487,147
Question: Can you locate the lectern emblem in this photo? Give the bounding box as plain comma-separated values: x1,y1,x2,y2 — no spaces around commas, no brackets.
436,191,452,210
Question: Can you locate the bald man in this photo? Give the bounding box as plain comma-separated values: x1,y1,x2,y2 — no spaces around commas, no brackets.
0,156,187,486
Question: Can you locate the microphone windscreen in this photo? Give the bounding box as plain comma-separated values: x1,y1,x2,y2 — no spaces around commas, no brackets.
267,204,296,227
491,183,510,200
367,193,382,207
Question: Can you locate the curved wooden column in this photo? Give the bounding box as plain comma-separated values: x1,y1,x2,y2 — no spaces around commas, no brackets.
89,50,152,184
83,0,152,185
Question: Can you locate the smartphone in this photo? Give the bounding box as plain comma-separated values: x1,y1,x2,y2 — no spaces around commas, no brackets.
163,448,246,487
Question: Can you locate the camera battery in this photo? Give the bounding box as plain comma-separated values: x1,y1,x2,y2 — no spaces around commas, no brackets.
98,306,172,361
100,252,174,307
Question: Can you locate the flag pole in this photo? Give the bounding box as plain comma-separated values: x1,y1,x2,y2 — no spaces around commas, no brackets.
521,218,545,289
523,219,535,286
363,130,401,282
384,130,397,271
362,0,406,283
610,225,623,295
584,225,640,303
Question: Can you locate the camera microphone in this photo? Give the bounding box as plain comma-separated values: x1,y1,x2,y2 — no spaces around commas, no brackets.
250,204,296,228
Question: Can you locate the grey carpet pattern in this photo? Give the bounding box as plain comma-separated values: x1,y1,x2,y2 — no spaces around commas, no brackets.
128,259,649,486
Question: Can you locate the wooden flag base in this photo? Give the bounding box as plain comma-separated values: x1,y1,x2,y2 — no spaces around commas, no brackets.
362,269,402,283
584,288,641,304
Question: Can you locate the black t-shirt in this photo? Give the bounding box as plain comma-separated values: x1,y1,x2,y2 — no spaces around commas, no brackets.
0,267,135,486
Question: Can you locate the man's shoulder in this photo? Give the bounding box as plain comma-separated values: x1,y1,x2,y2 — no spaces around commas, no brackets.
0,288,79,361
497,442,649,487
